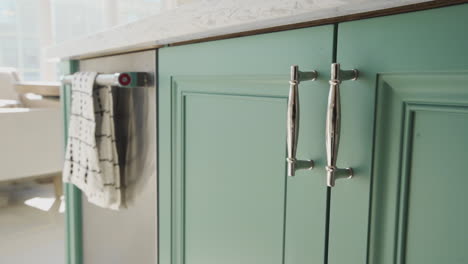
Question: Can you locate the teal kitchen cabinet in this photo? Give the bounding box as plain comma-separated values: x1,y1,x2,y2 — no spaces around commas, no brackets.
158,26,335,264
158,4,468,264
329,4,468,264
58,3,468,264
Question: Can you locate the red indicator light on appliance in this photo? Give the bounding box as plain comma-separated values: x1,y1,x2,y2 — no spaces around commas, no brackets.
118,73,131,86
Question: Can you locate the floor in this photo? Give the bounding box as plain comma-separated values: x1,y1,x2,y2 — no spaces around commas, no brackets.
0,181,65,264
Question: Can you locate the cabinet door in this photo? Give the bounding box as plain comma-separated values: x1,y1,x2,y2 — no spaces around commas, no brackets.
331,4,468,264
159,27,333,264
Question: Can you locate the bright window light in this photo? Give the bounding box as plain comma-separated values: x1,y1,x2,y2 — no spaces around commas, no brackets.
24,197,56,211
0,108,30,113
25,93,43,100
59,196,65,213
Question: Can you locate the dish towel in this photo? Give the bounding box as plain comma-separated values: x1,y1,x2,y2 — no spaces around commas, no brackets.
63,72,122,210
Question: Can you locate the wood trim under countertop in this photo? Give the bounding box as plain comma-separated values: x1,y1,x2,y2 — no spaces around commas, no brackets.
73,0,466,60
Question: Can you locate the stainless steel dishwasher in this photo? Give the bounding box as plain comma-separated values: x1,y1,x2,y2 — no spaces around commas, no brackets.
79,50,157,264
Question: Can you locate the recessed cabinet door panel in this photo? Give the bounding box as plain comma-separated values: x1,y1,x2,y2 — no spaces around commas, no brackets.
372,73,468,264
333,4,468,264
159,27,333,264
181,84,286,264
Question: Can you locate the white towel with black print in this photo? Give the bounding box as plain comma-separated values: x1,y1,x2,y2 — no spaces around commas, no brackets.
63,72,122,210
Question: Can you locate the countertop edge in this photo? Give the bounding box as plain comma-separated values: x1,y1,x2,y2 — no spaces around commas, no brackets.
46,0,438,60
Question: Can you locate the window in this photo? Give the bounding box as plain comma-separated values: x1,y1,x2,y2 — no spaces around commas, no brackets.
0,0,175,81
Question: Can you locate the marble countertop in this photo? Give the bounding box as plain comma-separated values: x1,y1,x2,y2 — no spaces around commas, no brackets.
47,0,430,59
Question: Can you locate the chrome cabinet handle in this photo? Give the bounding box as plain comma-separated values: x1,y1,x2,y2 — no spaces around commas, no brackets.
325,63,358,186
287,65,317,176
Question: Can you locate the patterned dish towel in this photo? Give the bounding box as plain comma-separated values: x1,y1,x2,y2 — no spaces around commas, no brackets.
63,72,122,210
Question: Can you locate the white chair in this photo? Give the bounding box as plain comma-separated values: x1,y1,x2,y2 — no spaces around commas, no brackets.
0,68,63,199
0,67,21,107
